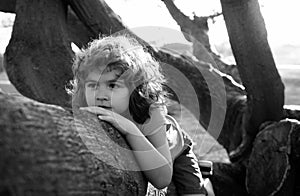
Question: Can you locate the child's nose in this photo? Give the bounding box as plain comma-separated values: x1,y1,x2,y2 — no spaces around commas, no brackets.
95,86,110,101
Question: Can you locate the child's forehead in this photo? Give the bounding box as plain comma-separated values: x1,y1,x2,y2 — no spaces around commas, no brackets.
86,68,121,81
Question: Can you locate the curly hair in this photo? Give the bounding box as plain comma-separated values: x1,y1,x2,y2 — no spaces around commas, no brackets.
67,35,167,124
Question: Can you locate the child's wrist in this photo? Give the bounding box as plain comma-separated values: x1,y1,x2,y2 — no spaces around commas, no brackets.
125,131,142,138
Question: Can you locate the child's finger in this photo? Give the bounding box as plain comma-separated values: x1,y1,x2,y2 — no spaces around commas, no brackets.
97,115,113,123
80,107,107,114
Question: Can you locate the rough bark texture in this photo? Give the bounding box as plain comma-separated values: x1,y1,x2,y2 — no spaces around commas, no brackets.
0,92,147,196
220,0,285,161
246,119,300,196
4,0,73,107
0,91,251,196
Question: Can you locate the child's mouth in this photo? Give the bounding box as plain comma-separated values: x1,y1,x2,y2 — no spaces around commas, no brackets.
98,105,112,110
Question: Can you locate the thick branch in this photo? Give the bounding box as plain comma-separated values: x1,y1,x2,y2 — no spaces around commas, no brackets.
66,7,95,48
162,0,211,51
4,0,73,107
0,92,147,195
220,0,285,160
68,0,126,36
161,0,241,83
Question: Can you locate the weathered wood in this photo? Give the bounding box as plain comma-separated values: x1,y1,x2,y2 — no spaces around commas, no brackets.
220,0,285,161
0,92,147,195
0,91,246,196
246,119,300,195
4,0,73,107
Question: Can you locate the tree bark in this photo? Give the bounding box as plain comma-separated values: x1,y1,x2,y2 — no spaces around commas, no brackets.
0,92,147,196
0,91,251,196
220,0,285,161
4,0,73,107
246,119,300,195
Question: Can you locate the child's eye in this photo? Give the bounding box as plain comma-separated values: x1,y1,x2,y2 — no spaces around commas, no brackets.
108,83,119,89
86,83,97,88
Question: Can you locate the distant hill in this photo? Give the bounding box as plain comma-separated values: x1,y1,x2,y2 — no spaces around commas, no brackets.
161,41,300,67
273,44,300,65
160,43,193,56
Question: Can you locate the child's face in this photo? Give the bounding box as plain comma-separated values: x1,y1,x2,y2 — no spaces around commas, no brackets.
84,68,130,115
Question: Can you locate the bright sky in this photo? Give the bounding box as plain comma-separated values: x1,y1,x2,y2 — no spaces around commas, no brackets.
0,0,300,54
105,0,300,46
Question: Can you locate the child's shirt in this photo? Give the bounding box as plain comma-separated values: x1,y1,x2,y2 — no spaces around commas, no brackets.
136,104,193,160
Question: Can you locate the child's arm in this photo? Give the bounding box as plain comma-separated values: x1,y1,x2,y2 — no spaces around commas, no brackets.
125,125,173,189
80,107,173,189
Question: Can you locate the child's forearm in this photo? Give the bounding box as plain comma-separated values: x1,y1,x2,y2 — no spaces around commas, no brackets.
126,133,173,189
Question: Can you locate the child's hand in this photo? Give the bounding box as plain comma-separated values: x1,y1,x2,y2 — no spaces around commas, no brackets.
80,107,140,136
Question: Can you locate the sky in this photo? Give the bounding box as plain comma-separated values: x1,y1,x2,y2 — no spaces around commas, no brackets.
104,0,300,45
0,0,300,64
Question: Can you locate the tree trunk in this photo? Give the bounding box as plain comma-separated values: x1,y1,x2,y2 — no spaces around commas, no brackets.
220,0,285,161
4,0,74,107
0,92,147,195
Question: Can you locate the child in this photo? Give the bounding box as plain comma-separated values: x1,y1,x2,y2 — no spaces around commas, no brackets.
69,35,213,196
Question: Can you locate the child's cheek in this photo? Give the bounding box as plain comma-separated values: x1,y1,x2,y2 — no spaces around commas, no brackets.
85,89,94,106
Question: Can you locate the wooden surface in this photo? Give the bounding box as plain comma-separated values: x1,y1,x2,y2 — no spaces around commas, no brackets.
0,92,147,196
